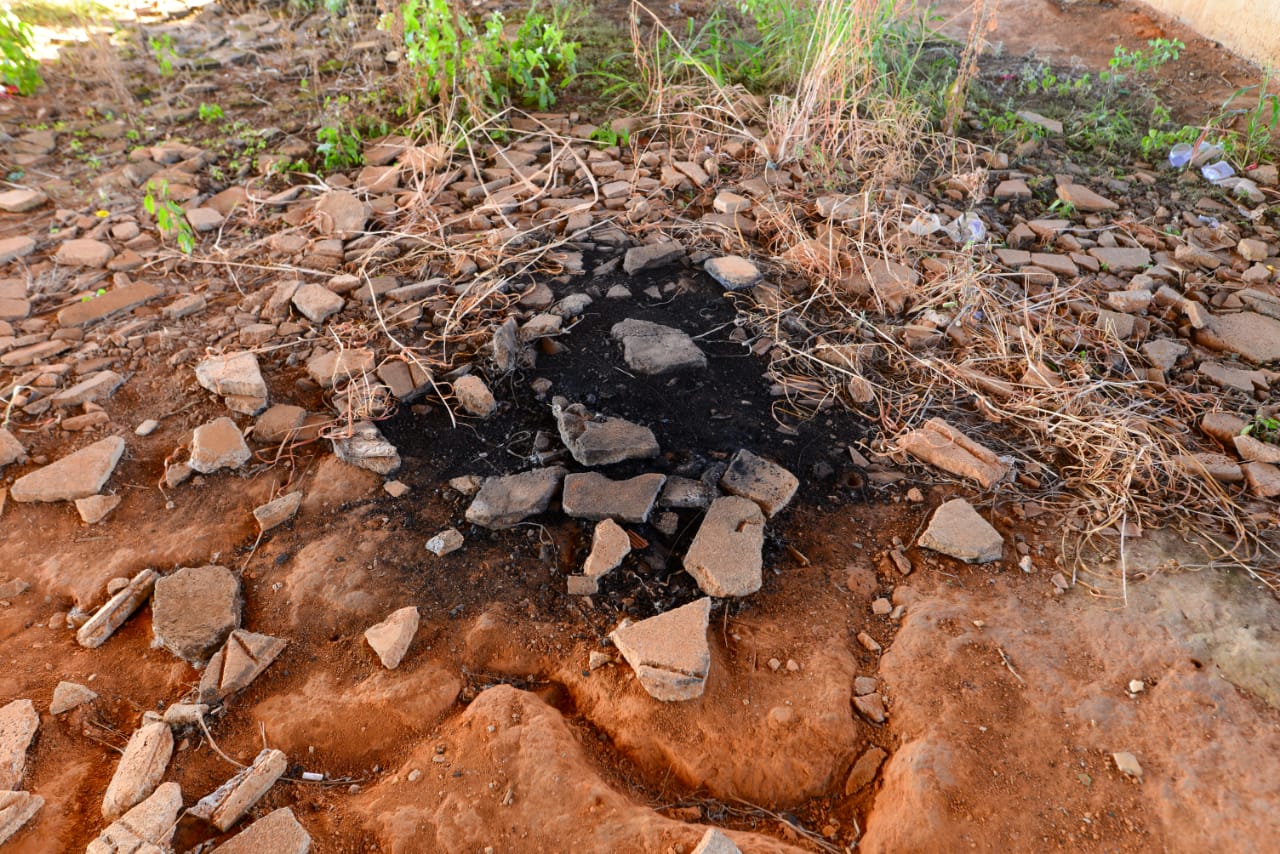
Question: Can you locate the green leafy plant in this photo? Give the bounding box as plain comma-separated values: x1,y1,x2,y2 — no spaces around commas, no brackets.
316,124,362,171
1242,415,1280,445
589,122,630,148
198,102,224,122
1,10,41,96
1105,38,1184,79
148,33,176,77
142,180,194,253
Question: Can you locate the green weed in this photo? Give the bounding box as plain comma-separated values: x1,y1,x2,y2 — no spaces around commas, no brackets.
316,123,362,171
198,102,225,122
148,33,176,77
1,10,41,96
143,180,194,253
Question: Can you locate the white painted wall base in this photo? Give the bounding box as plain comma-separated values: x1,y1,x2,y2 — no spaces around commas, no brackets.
1142,0,1280,67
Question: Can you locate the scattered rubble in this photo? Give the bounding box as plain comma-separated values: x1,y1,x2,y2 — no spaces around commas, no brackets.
49,681,97,715
719,449,799,517
88,781,182,854
331,421,401,475
212,806,311,853
0,791,43,847
190,416,252,473
198,630,288,705
899,419,1009,489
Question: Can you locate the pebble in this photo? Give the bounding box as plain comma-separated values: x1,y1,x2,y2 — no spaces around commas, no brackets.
364,606,419,669
426,527,465,556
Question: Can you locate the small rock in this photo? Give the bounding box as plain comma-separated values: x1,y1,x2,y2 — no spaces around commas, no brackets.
75,493,121,524
384,480,410,497
719,448,799,516
583,519,631,579
454,374,497,418
55,238,114,268
553,400,659,466
464,466,566,529
0,188,47,213
90,780,183,853
0,700,38,790
1128,680,1145,694
1107,289,1153,313
611,318,707,375
1056,183,1117,212
10,435,125,502
332,421,400,475
854,676,878,696
610,597,712,702
918,498,1004,563
163,703,208,727
253,491,302,533
365,606,419,669
195,352,269,415
623,241,684,274
705,255,762,291
198,630,288,705
1142,338,1187,372
211,806,310,854
1238,238,1268,263
102,721,174,819
185,207,224,233
683,496,765,597
1242,461,1280,498
1112,751,1143,780
1198,311,1280,363
314,190,369,238
190,748,287,831
252,404,307,444
0,236,37,265
0,791,43,848
853,693,887,724
691,828,741,854
562,472,665,523
0,428,26,470
871,598,892,615
844,746,888,794
77,569,157,649
291,282,345,324
899,419,1008,489
857,631,882,653
426,527,464,556
135,419,160,436
152,565,242,663
190,417,251,474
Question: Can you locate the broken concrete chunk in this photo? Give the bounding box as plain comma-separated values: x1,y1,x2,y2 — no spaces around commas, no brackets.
50,370,124,408
331,421,400,475
623,240,684,274
898,419,1010,490
50,681,97,714
291,282,345,324
1197,311,1280,364
190,417,252,474
252,405,307,445
853,692,887,724
1242,461,1280,498
691,827,742,854
195,352,269,414
89,781,182,854
719,448,799,517
561,472,665,523
198,630,288,705
10,435,125,502
313,190,369,239
683,496,765,597
610,318,707,375
254,491,302,533
152,565,242,664
364,606,419,669
102,721,174,819
918,498,1003,563
610,597,712,702
845,746,888,795
658,475,714,509
0,428,26,470
464,466,566,529
426,527,464,556
553,400,659,466
705,255,762,291
211,806,311,854
0,791,43,848
583,519,631,579
55,238,114,268
1112,751,1143,780
77,568,158,649
191,748,287,832
453,374,496,418
1234,434,1280,465
1056,182,1116,212
75,493,121,524
0,700,38,790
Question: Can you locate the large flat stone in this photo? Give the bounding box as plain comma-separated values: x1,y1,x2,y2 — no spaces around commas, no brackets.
918,498,1004,563
683,496,765,597
211,807,311,854
152,565,242,663
196,351,269,414
0,700,38,790
610,318,707,375
464,466,566,529
56,281,162,326
623,241,684,274
0,791,43,848
49,370,124,408
561,472,665,523
198,630,288,705
10,435,125,502
610,598,712,701
102,721,173,819
190,417,251,473
1197,312,1280,363
0,237,36,265
55,238,114,268
553,400,659,466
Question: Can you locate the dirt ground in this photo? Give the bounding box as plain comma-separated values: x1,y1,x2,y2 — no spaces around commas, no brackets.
2,1,1280,852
